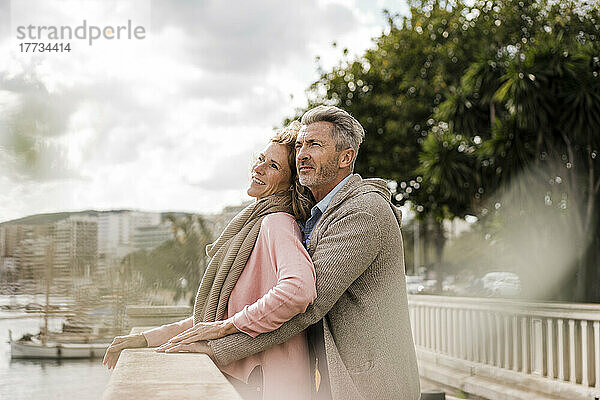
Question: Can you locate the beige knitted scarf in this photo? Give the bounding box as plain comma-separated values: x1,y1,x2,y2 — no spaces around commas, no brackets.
192,192,292,325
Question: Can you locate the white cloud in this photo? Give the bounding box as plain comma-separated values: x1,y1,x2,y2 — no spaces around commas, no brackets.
0,0,408,222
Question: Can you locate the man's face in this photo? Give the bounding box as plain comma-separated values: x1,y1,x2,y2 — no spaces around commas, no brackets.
295,121,341,190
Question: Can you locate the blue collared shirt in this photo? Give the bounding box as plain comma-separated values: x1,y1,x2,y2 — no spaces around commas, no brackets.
301,174,352,249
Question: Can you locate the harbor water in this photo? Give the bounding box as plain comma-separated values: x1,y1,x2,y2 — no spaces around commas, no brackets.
0,302,112,400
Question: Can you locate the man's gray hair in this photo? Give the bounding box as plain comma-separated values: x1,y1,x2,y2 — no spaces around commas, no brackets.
301,105,365,168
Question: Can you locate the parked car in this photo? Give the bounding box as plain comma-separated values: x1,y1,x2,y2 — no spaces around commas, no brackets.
406,275,425,294
481,272,521,297
423,279,439,294
442,276,457,294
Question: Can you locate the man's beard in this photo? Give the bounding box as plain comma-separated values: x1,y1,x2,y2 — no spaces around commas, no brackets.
298,155,339,188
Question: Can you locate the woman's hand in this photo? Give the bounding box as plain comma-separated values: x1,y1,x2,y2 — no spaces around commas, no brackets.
155,340,214,360
102,333,147,369
155,320,238,353
157,320,239,349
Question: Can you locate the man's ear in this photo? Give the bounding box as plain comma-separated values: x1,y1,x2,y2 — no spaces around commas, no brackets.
338,148,355,169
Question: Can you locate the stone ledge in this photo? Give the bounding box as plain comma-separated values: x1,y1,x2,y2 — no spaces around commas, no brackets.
102,327,242,400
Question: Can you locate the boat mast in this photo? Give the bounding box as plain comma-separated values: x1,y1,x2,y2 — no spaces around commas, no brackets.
42,241,54,346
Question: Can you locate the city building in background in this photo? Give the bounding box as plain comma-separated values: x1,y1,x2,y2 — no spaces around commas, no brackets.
132,224,174,252
0,210,180,294
97,211,171,271
0,206,247,295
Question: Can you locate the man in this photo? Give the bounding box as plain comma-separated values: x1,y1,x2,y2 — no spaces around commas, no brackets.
212,105,421,400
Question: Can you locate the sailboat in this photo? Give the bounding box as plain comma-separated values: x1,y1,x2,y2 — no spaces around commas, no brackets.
9,329,109,359
8,243,111,359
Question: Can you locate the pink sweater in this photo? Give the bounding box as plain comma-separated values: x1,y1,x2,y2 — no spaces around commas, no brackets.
142,212,316,400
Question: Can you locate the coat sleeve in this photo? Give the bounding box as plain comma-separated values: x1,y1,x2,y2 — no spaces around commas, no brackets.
210,210,382,366
230,214,317,337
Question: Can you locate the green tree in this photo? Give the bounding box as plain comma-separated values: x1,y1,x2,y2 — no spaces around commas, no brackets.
294,0,600,300
129,214,213,303
440,1,600,300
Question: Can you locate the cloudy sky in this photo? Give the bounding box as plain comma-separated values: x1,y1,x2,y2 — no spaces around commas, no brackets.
0,0,408,223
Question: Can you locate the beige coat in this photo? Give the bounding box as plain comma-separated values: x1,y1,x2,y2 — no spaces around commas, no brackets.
210,174,420,400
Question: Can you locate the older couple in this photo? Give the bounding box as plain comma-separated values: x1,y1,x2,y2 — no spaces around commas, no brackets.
103,106,420,400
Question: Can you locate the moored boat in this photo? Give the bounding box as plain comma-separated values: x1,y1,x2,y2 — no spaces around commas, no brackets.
8,330,109,359
7,243,112,360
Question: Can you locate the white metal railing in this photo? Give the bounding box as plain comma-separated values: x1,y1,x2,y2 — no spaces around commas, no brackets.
408,295,600,395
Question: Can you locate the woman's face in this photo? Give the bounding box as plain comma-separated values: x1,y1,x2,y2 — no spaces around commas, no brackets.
247,142,292,200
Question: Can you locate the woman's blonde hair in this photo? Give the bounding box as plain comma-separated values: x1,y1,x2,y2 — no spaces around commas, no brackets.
271,121,315,221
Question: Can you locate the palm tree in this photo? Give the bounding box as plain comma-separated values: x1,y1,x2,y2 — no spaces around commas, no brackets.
165,214,214,303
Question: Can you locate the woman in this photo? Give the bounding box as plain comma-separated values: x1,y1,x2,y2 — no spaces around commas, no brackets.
103,121,316,400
